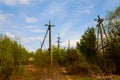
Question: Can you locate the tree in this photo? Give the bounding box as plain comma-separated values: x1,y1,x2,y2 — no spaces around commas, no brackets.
65,48,90,75
12,41,22,70
52,46,66,65
34,48,51,67
0,36,30,79
77,27,97,64
0,37,14,80
106,6,120,74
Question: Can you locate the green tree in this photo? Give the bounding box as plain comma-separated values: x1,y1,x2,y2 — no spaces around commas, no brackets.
0,37,14,80
52,46,66,65
12,41,22,70
34,48,50,67
106,6,120,74
77,27,97,64
0,36,30,79
65,48,90,75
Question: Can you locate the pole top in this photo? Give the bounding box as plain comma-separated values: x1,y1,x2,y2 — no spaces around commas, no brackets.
45,20,55,27
94,15,104,23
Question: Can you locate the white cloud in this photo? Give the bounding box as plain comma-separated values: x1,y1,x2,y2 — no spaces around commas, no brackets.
25,26,45,33
40,2,66,18
59,21,73,37
37,0,44,3
4,32,22,42
75,5,94,15
86,5,94,9
2,0,17,6
25,17,37,23
5,32,15,38
25,26,34,29
104,0,120,10
3,32,40,52
61,39,79,48
24,45,36,52
77,10,91,14
19,0,31,5
0,14,6,22
1,0,45,6
0,11,14,20
1,0,32,6
0,12,14,26
31,29,44,33
22,36,41,43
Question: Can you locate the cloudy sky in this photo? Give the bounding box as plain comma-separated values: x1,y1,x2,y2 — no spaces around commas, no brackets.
0,0,120,52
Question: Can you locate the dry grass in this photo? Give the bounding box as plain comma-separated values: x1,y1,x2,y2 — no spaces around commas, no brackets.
10,65,63,80
10,65,120,80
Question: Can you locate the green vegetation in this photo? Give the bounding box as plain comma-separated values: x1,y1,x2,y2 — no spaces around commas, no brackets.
0,36,31,80
0,6,120,80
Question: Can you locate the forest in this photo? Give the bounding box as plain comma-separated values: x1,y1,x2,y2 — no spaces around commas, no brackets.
0,6,120,80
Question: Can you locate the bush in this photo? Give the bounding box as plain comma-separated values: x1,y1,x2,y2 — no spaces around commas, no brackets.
0,37,14,80
65,48,90,75
34,49,50,67
0,36,29,80
66,60,90,75
52,47,66,65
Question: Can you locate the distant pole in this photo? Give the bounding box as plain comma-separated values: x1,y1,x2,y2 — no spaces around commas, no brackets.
56,33,61,48
68,40,70,49
45,20,55,67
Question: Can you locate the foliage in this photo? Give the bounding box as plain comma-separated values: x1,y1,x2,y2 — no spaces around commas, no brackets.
0,36,30,80
52,46,66,65
65,48,90,75
0,37,14,80
77,27,97,64
34,49,50,67
105,6,120,74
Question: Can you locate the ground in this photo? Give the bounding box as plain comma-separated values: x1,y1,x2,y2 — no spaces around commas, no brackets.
10,65,120,80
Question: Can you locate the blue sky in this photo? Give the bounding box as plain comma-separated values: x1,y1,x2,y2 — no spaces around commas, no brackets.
0,0,120,52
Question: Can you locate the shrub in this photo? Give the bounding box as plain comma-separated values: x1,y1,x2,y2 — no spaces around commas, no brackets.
34,49,50,67
65,48,90,75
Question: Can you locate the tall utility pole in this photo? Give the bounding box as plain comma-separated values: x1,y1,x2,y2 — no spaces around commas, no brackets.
68,40,70,49
45,20,55,67
56,33,61,48
94,15,109,54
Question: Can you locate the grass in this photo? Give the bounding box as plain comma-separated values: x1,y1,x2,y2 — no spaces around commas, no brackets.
0,66,1,72
8,65,120,80
80,78,96,80
62,75,98,80
111,75,120,80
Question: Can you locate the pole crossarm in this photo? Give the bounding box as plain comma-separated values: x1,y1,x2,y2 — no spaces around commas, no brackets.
45,21,55,28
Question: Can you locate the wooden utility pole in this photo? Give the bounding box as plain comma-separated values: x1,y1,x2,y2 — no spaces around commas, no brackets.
68,40,70,49
94,15,109,54
45,21,55,66
56,33,61,48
